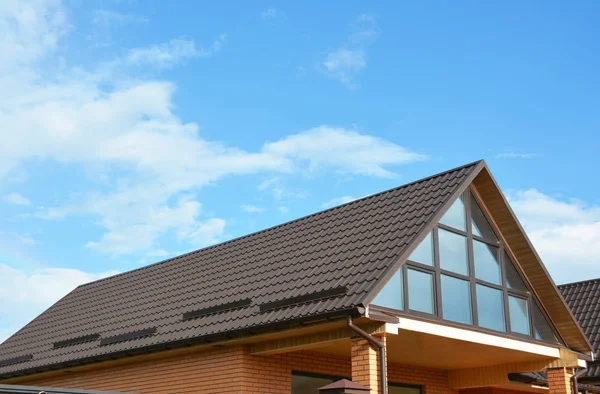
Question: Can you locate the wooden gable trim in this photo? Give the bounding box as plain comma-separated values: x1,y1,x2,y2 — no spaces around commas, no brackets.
471,165,592,354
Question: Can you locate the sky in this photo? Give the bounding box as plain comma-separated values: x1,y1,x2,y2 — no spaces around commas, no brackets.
0,0,599,343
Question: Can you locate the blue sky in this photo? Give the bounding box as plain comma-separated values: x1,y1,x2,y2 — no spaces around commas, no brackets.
0,0,599,342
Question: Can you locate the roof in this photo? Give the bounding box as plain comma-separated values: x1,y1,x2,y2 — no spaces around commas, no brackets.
559,278,600,380
0,161,482,378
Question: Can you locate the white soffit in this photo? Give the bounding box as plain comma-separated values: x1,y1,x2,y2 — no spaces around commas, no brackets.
390,316,561,358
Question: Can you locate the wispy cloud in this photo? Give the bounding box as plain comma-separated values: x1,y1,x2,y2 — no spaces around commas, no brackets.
125,35,227,69
496,152,541,159
322,14,381,87
263,126,427,177
92,10,149,27
321,196,359,208
3,192,31,206
323,49,366,85
261,7,284,20
278,206,289,214
241,204,264,213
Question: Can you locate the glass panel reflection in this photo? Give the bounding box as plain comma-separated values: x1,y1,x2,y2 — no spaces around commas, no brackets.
371,268,403,310
532,301,559,343
473,240,501,285
505,252,528,292
438,229,468,276
408,269,434,314
439,195,466,231
509,296,531,335
408,231,433,266
441,275,472,325
476,284,505,332
470,191,498,242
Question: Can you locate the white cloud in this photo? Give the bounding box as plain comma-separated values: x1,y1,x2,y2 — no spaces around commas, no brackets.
92,10,148,27
496,152,541,159
3,192,31,206
261,7,283,20
241,204,264,213
264,126,427,177
0,264,117,343
323,49,366,85
0,0,68,73
278,206,289,213
1,1,425,257
125,35,227,68
322,14,380,86
321,195,358,208
508,189,600,284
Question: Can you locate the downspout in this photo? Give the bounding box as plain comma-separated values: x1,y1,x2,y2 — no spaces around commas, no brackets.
572,367,588,394
346,315,387,394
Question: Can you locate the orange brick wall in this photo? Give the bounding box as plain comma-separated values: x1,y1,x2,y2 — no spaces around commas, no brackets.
547,367,574,394
460,389,537,394
11,345,477,394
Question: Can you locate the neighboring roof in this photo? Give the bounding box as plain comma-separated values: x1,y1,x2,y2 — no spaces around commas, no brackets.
560,279,600,356
559,278,600,380
0,161,482,378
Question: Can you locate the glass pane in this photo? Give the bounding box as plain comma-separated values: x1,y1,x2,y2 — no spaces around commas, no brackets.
473,241,501,285
438,229,468,276
505,252,528,292
389,385,422,394
476,284,505,332
509,296,531,335
439,195,466,231
408,231,433,266
371,268,403,310
292,374,334,394
441,275,472,325
470,191,498,242
532,301,559,343
407,269,434,314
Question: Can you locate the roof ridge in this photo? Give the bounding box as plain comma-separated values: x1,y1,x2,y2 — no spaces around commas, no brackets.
558,277,600,288
79,159,484,288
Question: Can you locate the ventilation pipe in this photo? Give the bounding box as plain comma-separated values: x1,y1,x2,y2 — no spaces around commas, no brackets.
346,315,387,394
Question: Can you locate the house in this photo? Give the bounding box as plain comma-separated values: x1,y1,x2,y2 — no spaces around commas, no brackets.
0,160,592,394
559,279,600,387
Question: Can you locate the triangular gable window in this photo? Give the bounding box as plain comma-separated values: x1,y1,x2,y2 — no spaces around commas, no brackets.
371,268,404,311
439,195,466,231
470,191,498,242
532,300,559,343
504,251,527,292
370,186,563,345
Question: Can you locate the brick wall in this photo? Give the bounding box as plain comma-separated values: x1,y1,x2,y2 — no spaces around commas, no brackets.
7,345,515,394
459,389,537,394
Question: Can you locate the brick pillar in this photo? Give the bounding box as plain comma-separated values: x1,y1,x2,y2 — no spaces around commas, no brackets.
351,334,387,393
547,367,574,394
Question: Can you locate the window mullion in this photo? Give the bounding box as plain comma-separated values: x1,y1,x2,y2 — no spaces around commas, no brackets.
501,246,512,334
465,190,478,327
402,263,409,311
433,226,442,318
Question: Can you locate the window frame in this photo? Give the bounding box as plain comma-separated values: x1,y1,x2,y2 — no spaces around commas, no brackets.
372,186,563,346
